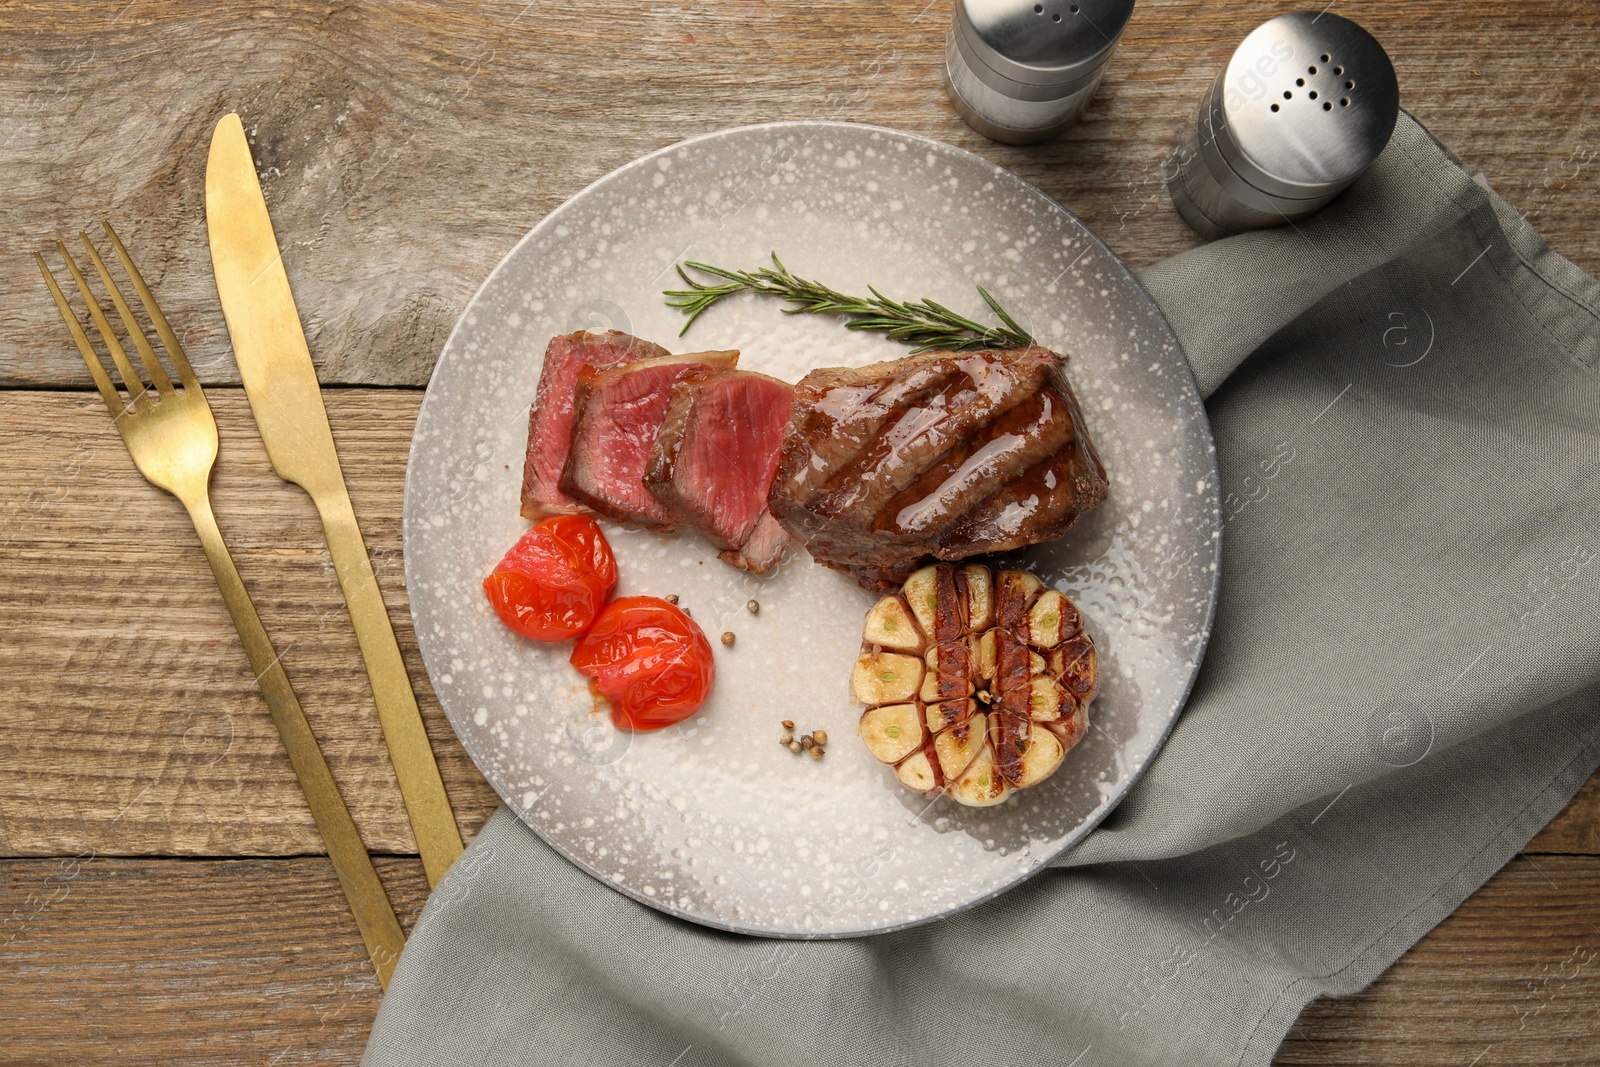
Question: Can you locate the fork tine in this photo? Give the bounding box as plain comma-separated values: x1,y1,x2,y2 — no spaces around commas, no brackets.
36,250,125,420
53,238,150,406
102,221,199,391
80,229,174,397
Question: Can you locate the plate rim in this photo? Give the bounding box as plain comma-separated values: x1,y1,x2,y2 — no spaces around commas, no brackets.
404,119,1223,938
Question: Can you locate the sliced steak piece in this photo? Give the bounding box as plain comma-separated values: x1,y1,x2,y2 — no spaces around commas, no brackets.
560,351,740,529
521,330,670,520
645,369,795,573
768,347,1107,589
733,512,790,574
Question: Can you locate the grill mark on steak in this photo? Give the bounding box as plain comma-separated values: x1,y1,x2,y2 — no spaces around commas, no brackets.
876,388,1076,536
768,346,1108,589
933,445,1106,557
774,366,951,515
788,355,1043,522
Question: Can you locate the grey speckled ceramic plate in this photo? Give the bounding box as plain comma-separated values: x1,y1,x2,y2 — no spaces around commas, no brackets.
404,121,1220,938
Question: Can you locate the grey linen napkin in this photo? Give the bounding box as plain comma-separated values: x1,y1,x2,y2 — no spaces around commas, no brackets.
364,113,1600,1067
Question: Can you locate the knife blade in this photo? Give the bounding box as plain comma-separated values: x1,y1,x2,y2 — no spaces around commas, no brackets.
206,112,464,887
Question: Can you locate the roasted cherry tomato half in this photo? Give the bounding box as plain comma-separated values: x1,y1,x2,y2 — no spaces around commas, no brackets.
483,515,618,641
570,596,715,730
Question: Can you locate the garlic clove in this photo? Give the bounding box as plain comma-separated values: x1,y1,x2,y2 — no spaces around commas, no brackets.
1027,677,1071,722
1027,589,1075,648
925,697,976,735
1052,635,1099,704
895,749,939,795
903,565,940,638
1013,726,1065,787
851,650,924,705
963,563,994,632
858,703,923,765
863,595,923,651
934,711,987,780
948,746,1011,807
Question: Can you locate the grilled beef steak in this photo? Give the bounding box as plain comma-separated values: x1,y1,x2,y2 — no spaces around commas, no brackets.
521,330,668,520
645,369,795,573
736,512,791,575
768,347,1107,588
560,351,739,529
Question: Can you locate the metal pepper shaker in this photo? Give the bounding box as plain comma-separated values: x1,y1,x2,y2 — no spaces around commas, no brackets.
1164,11,1399,239
944,0,1137,145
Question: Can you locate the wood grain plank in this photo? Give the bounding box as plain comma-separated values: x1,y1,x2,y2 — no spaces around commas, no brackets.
3,388,1595,859
4,0,1599,387
0,856,429,1066
0,389,501,858
0,854,1593,1065
1531,773,1600,856
1278,855,1600,1066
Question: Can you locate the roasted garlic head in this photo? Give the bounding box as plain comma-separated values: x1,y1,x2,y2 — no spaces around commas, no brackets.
853,563,1097,806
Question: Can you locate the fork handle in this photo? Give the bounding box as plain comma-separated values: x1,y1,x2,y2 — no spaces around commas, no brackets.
312,482,464,888
184,491,407,989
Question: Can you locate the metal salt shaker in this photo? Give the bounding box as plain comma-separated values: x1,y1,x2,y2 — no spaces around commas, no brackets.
1164,11,1399,239
944,0,1137,145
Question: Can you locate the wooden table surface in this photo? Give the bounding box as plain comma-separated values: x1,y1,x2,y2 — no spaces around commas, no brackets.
3,1,1598,1063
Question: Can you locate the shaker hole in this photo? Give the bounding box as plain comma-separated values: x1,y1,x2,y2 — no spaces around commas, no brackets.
1271,103,1280,112
1070,3,1079,11
1052,12,1062,20
1283,90,1292,99
1323,101,1333,111
1308,65,1318,74
1309,90,1318,99
1334,66,1344,75
1341,97,1350,106
1345,80,1355,89
1034,3,1043,12
1296,78,1305,86
1320,53,1331,62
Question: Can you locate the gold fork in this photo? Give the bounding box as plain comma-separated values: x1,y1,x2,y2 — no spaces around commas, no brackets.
37,223,406,989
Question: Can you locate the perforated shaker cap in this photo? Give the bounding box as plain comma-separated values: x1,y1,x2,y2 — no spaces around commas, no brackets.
955,0,1137,98
1206,11,1399,201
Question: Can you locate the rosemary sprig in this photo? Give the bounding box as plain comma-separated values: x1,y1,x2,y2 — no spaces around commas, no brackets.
663,253,1034,353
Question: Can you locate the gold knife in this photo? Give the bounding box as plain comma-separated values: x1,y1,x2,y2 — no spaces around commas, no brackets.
205,113,464,887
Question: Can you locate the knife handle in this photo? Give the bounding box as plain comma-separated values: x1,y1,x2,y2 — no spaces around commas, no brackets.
313,482,464,888
184,491,405,988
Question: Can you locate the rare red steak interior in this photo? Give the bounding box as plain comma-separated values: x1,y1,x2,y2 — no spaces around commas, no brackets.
646,368,795,573
521,330,668,520
560,351,739,529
